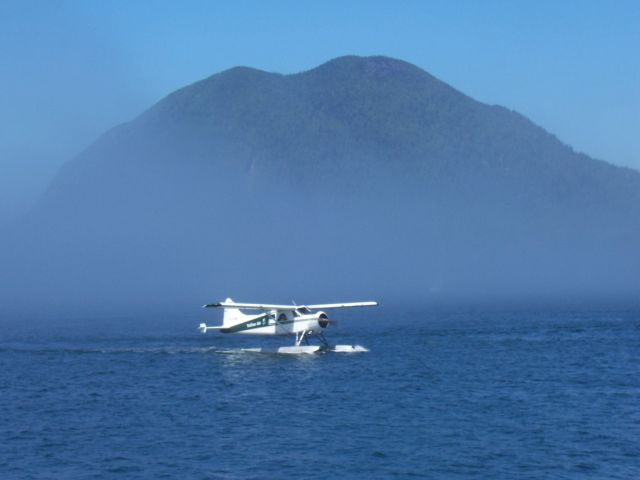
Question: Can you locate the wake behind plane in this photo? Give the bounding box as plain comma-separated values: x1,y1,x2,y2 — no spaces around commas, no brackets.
199,298,377,354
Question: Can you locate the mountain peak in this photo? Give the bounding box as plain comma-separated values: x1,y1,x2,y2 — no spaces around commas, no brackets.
300,54,435,80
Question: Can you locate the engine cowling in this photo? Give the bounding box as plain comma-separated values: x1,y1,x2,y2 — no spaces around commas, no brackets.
318,313,329,329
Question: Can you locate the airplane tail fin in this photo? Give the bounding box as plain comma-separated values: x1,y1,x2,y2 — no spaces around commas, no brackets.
222,298,250,327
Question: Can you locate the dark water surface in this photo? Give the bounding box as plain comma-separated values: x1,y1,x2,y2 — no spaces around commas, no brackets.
1,310,639,479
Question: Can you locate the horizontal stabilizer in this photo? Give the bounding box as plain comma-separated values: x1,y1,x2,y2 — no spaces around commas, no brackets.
198,323,224,333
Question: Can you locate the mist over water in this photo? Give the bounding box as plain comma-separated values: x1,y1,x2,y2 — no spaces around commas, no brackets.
0,56,639,321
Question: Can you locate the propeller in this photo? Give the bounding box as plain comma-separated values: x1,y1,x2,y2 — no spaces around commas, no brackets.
318,314,339,328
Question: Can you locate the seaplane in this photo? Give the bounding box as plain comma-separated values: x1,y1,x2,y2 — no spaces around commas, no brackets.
198,298,377,354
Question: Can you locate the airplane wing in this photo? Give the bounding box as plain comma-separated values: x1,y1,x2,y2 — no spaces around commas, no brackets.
202,300,377,310
305,302,378,309
202,302,298,310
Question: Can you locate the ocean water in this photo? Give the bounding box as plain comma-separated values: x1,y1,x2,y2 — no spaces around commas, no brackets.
1,310,638,479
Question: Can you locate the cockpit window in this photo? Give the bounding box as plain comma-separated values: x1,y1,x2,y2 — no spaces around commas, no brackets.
295,307,311,315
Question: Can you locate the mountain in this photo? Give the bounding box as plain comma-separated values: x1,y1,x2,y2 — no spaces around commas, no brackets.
2,55,639,317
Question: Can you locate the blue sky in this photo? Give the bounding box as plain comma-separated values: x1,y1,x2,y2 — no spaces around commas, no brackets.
1,0,638,221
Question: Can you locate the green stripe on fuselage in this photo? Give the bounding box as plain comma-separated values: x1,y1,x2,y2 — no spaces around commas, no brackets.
220,314,274,333
219,315,310,334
